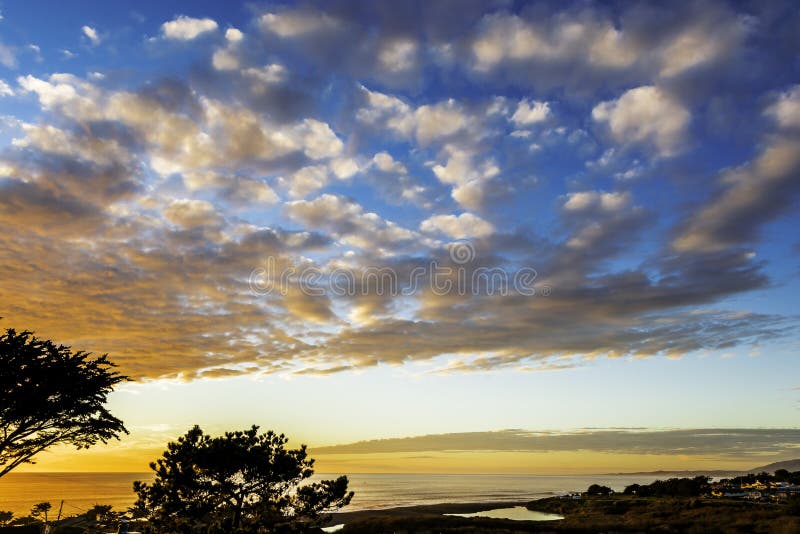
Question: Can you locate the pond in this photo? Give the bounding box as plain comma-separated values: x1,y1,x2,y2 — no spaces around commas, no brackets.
445,506,564,521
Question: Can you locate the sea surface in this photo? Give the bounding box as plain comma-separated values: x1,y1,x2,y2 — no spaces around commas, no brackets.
0,472,661,517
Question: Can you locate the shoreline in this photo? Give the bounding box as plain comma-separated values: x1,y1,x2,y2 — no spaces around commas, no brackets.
328,500,533,523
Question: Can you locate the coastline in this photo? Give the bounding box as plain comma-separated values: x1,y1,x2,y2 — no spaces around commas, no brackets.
328,499,533,523
326,495,800,533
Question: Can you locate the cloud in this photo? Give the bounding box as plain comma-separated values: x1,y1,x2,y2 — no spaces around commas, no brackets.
164,199,223,229
673,136,800,252
766,85,800,130
355,86,481,146
225,28,244,43
372,152,406,174
674,89,800,253
0,1,796,382
183,171,278,205
286,194,418,250
593,86,690,157
563,191,631,213
420,213,495,239
0,42,15,68
377,38,418,73
465,2,754,93
0,80,13,97
161,15,218,41
282,165,329,199
510,99,550,126
82,25,101,45
314,428,800,458
258,9,340,38
470,11,637,73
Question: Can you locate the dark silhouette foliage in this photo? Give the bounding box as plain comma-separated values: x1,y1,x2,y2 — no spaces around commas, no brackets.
0,327,128,478
30,502,51,524
132,425,353,533
623,476,711,497
586,484,613,496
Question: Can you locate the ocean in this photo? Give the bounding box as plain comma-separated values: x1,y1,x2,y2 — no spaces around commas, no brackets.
0,472,661,517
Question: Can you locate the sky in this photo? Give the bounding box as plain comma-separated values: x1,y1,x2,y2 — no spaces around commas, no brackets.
0,0,799,474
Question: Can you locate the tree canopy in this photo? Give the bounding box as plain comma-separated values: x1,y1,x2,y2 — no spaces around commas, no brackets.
586,484,613,496
133,425,353,533
0,327,128,478
624,476,711,497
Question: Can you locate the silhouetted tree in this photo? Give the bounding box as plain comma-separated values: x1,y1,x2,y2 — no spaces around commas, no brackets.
0,327,128,478
133,425,353,533
0,510,12,526
586,484,613,496
623,476,710,497
31,502,51,524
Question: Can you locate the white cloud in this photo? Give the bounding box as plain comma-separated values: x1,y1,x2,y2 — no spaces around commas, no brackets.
0,42,16,68
18,75,73,105
330,158,359,179
432,146,499,210
563,191,631,212
225,28,244,42
766,85,800,130
212,49,239,71
592,86,690,157
164,199,222,228
471,12,637,72
657,14,750,78
0,80,13,97
356,87,477,146
286,194,417,250
161,16,218,41
284,165,329,198
372,152,406,174
415,100,469,145
258,10,339,38
82,25,101,45
378,38,418,73
296,119,344,160
243,64,287,85
420,212,495,239
510,99,550,126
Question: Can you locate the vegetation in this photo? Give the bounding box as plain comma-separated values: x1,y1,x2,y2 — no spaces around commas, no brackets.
29,502,51,524
586,484,613,496
328,495,800,533
0,327,128,478
132,425,353,533
623,475,711,497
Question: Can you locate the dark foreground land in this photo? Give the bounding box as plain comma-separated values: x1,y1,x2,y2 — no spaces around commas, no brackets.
331,496,800,533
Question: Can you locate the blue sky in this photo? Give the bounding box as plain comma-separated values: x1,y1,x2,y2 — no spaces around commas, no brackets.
1,0,799,471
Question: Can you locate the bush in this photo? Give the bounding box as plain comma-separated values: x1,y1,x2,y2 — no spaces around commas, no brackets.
587,484,613,496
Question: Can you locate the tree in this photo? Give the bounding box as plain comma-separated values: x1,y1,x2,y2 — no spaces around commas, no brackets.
31,502,51,524
586,484,613,496
0,327,128,478
0,510,13,526
133,425,354,533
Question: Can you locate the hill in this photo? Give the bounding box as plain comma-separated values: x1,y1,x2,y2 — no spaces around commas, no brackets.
602,458,800,478
748,458,800,473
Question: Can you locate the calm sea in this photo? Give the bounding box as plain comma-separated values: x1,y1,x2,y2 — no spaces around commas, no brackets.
0,472,660,517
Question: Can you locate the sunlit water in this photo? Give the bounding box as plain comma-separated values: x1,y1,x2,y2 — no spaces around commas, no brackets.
0,472,660,517
446,506,563,521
